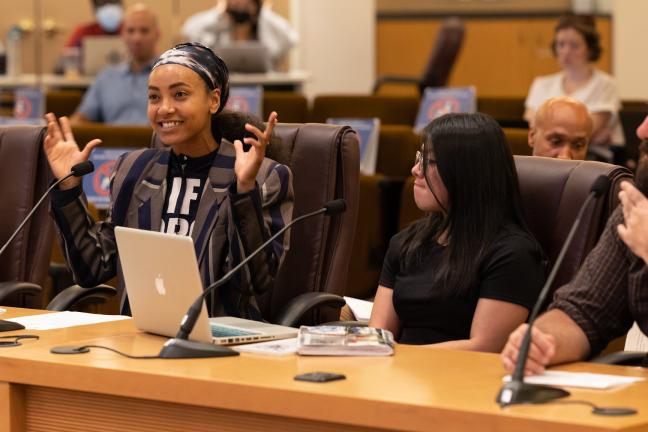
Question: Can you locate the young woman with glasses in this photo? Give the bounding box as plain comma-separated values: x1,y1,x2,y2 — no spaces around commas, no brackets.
369,113,546,352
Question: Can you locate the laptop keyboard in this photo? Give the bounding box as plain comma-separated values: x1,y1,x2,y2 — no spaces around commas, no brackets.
210,325,259,338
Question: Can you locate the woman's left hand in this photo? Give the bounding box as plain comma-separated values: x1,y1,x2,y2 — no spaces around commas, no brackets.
233,111,278,193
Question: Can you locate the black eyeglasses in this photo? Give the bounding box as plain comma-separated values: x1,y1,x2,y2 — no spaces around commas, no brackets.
415,151,437,167
0,335,39,347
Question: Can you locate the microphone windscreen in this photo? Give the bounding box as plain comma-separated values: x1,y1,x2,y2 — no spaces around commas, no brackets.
71,161,95,177
324,199,347,215
591,175,611,197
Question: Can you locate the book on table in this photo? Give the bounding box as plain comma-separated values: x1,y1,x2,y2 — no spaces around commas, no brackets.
297,325,394,356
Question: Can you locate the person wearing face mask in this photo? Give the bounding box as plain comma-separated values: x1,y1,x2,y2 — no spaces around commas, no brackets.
524,14,624,164
65,0,124,49
368,113,546,351
500,116,648,375
182,0,298,69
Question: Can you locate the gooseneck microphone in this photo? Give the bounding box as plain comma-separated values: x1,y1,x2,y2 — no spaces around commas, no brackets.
0,161,94,332
496,175,610,407
158,199,347,359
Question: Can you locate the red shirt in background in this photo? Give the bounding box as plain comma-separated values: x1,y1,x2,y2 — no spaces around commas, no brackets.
65,22,122,48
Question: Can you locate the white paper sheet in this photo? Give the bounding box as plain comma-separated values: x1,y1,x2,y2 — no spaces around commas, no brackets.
343,296,373,322
6,311,130,330
504,370,645,389
624,322,648,351
232,338,298,356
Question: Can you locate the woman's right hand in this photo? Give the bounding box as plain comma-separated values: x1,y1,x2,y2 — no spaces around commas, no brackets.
501,323,556,376
43,113,101,190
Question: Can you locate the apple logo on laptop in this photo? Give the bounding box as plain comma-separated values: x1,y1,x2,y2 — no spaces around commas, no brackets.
154,274,166,296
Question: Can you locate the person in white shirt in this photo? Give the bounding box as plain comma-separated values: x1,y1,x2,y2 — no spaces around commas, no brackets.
181,0,298,69
524,14,623,164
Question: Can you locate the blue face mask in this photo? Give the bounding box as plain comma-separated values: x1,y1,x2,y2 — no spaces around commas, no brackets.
95,4,123,33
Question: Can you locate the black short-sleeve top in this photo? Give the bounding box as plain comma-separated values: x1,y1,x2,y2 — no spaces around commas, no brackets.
379,224,546,345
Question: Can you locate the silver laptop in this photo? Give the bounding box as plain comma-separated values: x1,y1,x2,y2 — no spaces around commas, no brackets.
214,42,271,73
82,36,127,75
114,226,297,345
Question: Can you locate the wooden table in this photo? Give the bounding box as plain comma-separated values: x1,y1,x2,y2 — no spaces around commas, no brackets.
0,307,647,432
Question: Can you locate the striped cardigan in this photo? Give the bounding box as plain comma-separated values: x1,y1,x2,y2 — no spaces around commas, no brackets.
51,138,294,318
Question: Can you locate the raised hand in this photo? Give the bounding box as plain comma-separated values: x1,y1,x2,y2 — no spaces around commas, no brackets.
618,181,648,264
500,323,556,376
232,111,278,194
43,113,101,190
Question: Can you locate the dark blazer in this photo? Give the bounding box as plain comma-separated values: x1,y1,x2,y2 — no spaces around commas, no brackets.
50,138,294,318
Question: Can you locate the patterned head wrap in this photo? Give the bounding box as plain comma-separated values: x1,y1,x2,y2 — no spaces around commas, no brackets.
152,42,230,114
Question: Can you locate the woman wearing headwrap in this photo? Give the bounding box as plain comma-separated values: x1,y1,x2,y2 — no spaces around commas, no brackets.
44,42,293,319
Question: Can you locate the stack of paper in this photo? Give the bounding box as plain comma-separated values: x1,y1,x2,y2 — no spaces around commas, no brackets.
504,370,645,389
6,312,130,330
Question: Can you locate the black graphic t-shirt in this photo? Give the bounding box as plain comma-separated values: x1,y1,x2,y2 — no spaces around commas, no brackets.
161,150,217,236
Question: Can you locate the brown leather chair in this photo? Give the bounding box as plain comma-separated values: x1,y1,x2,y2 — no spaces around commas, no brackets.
514,156,631,295
264,123,360,324
51,122,360,324
375,125,421,177
310,95,420,125
504,128,532,156
73,125,153,149
263,92,308,124
477,97,527,129
398,157,632,299
46,90,84,117
0,126,54,307
374,17,465,95
619,100,648,167
345,126,419,299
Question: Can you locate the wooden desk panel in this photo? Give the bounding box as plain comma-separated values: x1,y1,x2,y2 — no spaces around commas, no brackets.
0,308,647,432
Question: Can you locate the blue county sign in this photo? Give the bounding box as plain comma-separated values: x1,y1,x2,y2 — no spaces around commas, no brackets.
83,148,138,209
414,86,476,133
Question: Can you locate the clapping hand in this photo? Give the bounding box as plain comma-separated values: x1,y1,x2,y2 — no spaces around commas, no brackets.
233,111,277,194
618,181,648,264
43,113,101,190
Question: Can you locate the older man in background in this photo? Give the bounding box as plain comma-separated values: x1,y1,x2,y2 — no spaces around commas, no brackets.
71,4,160,125
528,96,593,160
501,115,648,375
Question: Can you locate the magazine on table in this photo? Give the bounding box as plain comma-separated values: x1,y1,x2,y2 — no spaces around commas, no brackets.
297,325,394,356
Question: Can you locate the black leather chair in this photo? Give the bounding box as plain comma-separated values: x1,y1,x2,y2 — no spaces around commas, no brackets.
0,126,53,308
373,17,465,95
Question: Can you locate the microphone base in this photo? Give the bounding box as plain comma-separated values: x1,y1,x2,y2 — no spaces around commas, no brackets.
158,338,239,359
496,380,570,407
0,320,25,332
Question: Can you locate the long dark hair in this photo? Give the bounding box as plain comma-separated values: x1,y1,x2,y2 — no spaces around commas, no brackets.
400,112,530,296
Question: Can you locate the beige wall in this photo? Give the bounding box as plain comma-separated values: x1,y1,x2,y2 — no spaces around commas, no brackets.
613,0,648,100
291,0,375,98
